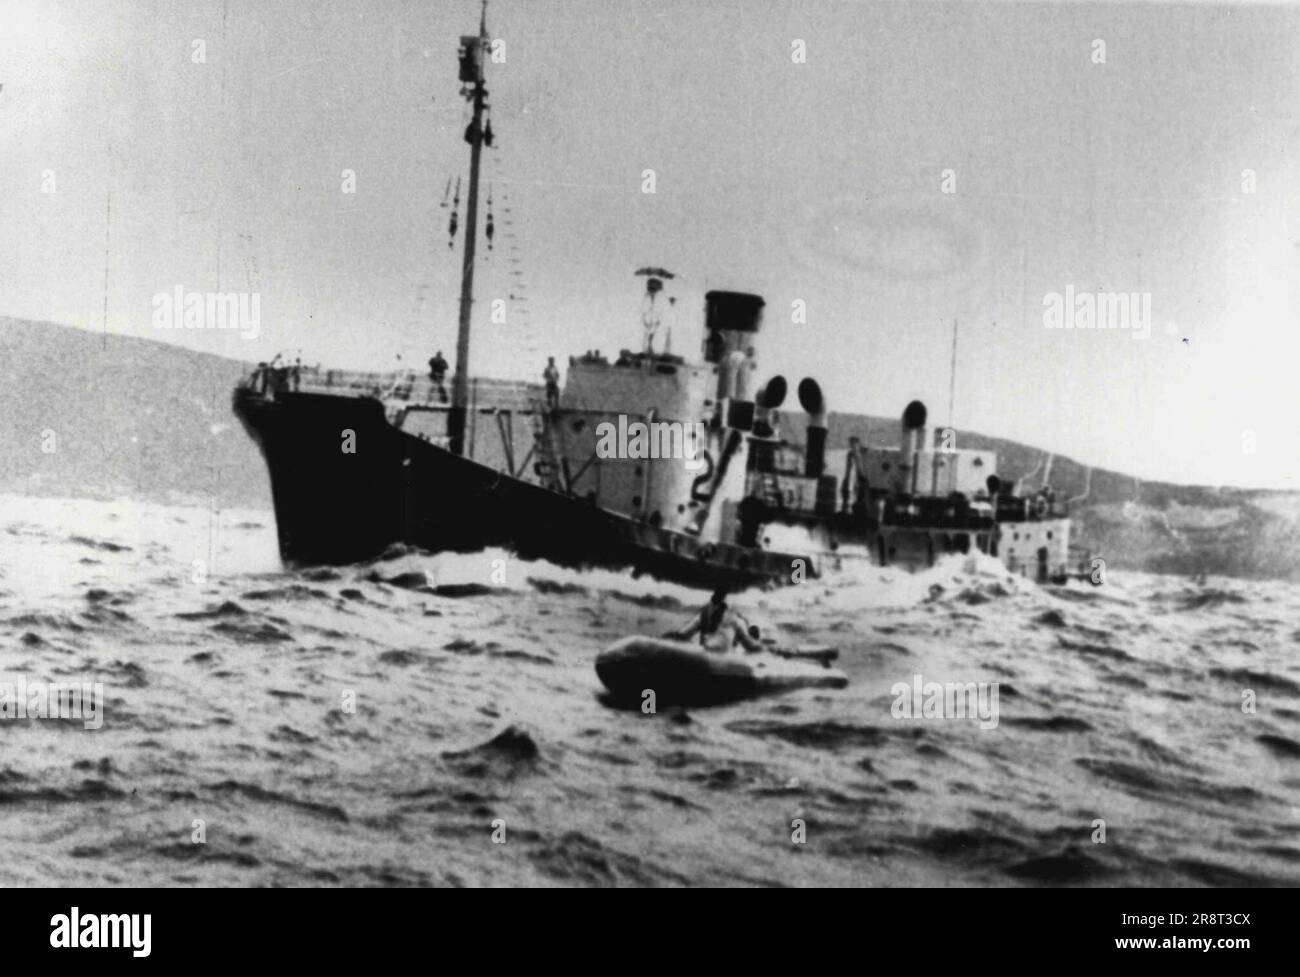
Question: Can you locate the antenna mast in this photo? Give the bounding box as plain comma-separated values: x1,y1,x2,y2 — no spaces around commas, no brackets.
448,1,490,456
947,317,958,430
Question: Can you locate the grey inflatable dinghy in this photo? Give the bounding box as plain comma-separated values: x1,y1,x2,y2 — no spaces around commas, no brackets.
596,636,848,705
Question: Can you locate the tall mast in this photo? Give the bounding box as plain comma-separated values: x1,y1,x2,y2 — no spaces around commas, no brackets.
448,1,490,456
946,317,958,431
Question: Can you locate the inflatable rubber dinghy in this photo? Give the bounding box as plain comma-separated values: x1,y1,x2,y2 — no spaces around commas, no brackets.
596,636,848,706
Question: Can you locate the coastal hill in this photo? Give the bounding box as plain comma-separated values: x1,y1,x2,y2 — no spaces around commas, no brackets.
3,317,1297,580
1,317,265,508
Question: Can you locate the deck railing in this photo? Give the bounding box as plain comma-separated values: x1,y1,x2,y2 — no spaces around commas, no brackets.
244,364,542,412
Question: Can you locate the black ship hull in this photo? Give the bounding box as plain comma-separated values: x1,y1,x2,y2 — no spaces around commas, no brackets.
232,388,811,590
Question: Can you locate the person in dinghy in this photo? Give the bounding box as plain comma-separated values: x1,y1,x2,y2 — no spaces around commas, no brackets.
669,589,765,654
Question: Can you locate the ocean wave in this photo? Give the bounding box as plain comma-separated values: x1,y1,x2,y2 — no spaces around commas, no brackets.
3,493,1299,887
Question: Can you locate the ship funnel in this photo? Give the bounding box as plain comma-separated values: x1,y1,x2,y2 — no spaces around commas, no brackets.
719,349,756,429
902,399,928,431
901,400,927,495
733,352,754,402
718,350,745,400
799,378,828,478
703,291,764,366
901,399,927,452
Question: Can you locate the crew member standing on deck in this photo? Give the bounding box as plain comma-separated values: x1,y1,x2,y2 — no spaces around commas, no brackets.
268,353,287,394
428,350,449,403
543,356,561,410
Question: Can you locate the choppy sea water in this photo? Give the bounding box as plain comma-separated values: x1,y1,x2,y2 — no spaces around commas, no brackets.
1,492,1298,887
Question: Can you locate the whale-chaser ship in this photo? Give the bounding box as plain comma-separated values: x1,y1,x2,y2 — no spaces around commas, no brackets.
233,4,1077,590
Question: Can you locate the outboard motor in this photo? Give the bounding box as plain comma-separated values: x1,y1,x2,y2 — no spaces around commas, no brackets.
799,378,828,478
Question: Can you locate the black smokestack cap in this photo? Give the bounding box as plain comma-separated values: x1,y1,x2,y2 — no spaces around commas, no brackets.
902,399,928,430
797,378,824,416
705,291,765,334
758,375,787,409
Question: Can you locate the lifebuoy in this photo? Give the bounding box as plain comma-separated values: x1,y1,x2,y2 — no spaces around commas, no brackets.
1033,496,1049,519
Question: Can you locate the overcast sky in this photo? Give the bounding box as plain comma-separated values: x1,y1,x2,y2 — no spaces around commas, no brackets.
2,0,1297,488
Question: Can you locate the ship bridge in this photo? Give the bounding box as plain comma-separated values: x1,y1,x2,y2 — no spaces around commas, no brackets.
536,289,772,547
